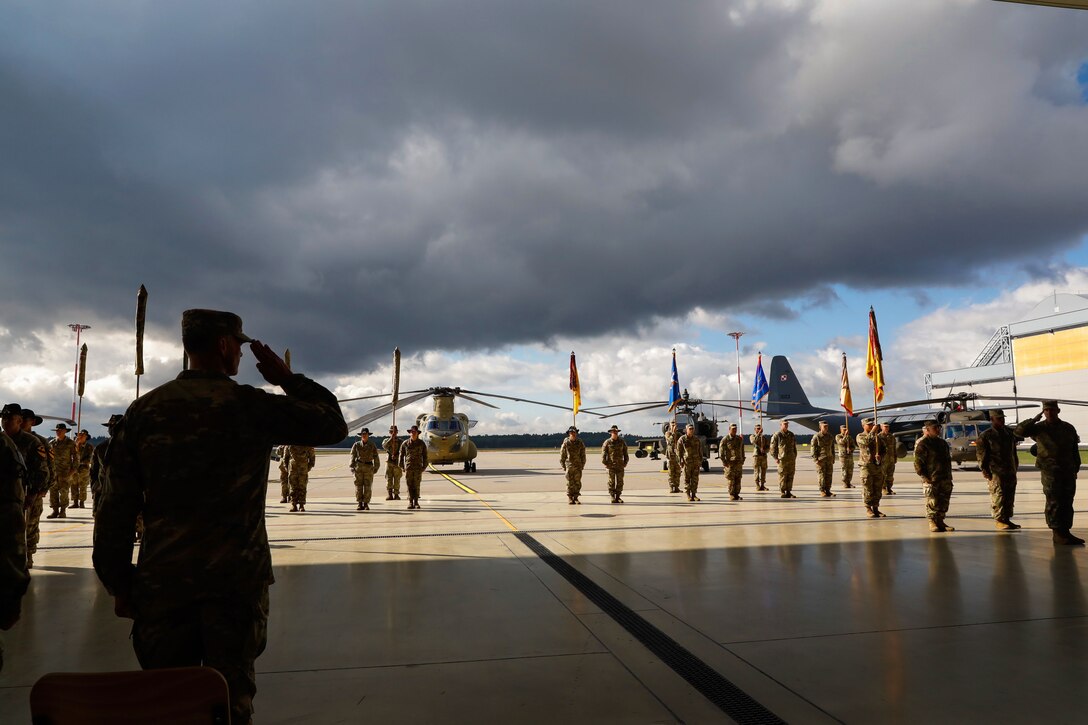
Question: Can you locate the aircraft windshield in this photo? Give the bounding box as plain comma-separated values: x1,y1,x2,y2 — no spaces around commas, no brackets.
426,419,461,432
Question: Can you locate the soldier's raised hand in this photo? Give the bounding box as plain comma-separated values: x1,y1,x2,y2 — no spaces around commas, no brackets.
250,340,293,386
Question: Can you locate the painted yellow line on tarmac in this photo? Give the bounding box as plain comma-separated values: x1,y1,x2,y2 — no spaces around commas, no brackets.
429,466,518,532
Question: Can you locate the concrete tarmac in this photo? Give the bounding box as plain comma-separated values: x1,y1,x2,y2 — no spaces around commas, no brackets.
2,450,1086,723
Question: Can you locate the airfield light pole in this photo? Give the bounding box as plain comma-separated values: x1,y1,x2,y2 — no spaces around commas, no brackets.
68,323,91,421
728,332,743,436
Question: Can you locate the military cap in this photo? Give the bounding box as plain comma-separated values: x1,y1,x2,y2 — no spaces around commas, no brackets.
988,408,1005,419
567,426,578,434
55,423,71,431
729,423,738,429
388,425,398,432
21,408,44,426
408,425,421,433
103,414,124,427
359,428,371,435
862,417,874,425
79,429,89,436
181,309,253,343
1,403,23,418
1042,400,1060,411
608,425,621,433
923,419,940,429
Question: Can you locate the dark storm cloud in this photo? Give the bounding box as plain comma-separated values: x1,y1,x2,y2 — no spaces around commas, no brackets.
2,0,1087,375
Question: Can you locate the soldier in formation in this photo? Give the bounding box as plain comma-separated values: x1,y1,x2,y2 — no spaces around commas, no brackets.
856,418,886,518
750,423,769,491
47,422,76,519
398,425,428,509
19,409,51,563
676,423,704,501
384,425,403,500
349,428,381,511
976,409,1020,531
90,414,122,517
770,420,797,498
719,423,745,501
878,422,898,495
810,420,837,497
72,429,93,509
0,418,28,672
1015,401,1084,545
914,419,954,532
836,423,855,489
601,425,629,503
286,445,316,512
559,426,586,504
2,405,48,570
275,445,290,503
663,420,682,493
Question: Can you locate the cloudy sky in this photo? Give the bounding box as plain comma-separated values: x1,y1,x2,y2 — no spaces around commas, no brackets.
2,0,1087,436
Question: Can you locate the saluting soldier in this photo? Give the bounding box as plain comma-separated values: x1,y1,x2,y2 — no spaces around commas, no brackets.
770,420,797,498
811,420,837,497
719,423,745,501
559,426,586,504
47,423,77,519
349,428,381,511
1015,401,1083,545
676,423,704,501
750,423,770,491
836,424,855,489
383,425,403,500
976,409,1020,531
878,422,899,495
663,421,682,493
398,425,428,509
856,418,886,518
73,430,93,509
914,419,955,532
286,445,316,512
601,425,629,504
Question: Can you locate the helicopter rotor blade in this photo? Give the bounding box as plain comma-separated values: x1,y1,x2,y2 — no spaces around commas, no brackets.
600,402,671,419
458,389,605,415
344,390,433,430
579,401,667,412
336,392,393,404
452,392,501,410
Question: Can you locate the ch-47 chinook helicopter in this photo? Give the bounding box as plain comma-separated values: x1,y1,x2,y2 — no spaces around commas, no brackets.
339,387,586,472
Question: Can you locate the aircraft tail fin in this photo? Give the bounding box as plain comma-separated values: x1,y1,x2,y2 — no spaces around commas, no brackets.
767,355,816,416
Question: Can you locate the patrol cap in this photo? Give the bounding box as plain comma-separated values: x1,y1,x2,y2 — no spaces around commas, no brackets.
989,409,1005,419
79,429,90,437
1,403,22,418
181,309,253,344
1042,400,1060,411
388,425,398,433
729,423,737,429
55,423,71,432
21,408,43,426
608,425,621,433
862,417,874,425
567,426,578,434
103,414,124,427
359,428,371,435
923,419,940,429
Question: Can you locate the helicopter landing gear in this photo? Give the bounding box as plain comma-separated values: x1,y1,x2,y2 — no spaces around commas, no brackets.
463,461,477,473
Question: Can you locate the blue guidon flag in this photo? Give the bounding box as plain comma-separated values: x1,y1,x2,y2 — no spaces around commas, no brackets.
667,349,681,412
751,353,769,411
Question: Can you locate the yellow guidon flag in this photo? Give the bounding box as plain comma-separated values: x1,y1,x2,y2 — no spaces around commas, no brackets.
569,351,581,416
865,307,885,404
840,352,853,416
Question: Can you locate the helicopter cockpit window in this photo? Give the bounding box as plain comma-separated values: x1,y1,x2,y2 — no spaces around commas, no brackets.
426,420,441,431
944,425,961,440
448,419,461,431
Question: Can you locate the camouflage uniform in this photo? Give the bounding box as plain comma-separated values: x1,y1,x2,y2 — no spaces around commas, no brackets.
676,433,704,500
769,428,797,497
73,438,94,507
836,430,855,488
559,436,587,502
11,430,48,567
601,437,629,502
349,439,381,508
976,424,1019,527
1015,415,1080,535
94,367,346,724
750,430,770,490
811,428,837,496
383,436,403,499
718,432,745,500
878,430,898,494
914,434,954,531
91,437,112,517
0,431,28,672
49,435,76,514
26,423,52,553
856,428,886,516
398,437,428,507
663,427,682,493
275,445,289,502
286,446,316,508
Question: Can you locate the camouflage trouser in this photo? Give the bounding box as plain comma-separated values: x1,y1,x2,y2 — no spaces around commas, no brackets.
607,468,625,497
386,464,402,496
840,456,854,486
816,460,834,494
565,466,583,498
279,468,289,500
25,494,43,554
683,465,701,496
49,471,72,509
666,456,681,491
882,463,896,493
1040,468,1076,531
776,458,796,494
923,478,953,523
405,469,423,501
132,587,269,725
71,469,90,504
724,463,743,497
988,472,1017,522
752,456,767,487
354,468,375,505
288,470,309,505
861,464,884,509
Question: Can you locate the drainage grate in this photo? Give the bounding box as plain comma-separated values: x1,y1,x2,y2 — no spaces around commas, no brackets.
515,531,785,725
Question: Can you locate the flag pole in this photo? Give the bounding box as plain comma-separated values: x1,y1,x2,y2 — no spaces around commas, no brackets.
728,332,743,436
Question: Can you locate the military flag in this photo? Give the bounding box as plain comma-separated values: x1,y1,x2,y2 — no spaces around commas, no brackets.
569,351,581,418
840,352,854,416
667,349,681,412
865,307,885,404
751,353,769,411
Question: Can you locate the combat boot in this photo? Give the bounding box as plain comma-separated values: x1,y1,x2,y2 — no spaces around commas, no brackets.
280,497,288,503
386,493,394,500
26,552,33,569
290,503,298,512
575,497,581,504
394,493,401,500
298,504,305,512
47,507,59,519
1005,520,1021,530
1054,530,1086,545
357,503,364,511
616,497,624,503
866,507,879,519
929,520,944,532
729,495,741,501
843,483,854,489
58,508,66,519
995,520,1014,531
363,503,370,510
